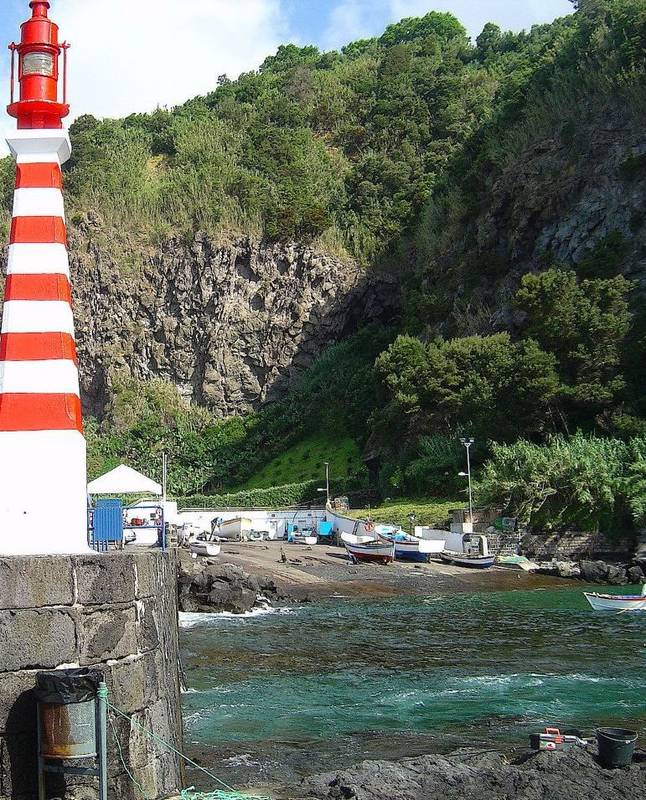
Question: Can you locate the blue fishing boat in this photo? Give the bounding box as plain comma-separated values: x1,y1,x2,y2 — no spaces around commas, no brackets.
375,525,439,563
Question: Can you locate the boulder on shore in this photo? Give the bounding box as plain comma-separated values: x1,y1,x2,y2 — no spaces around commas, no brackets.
579,560,610,583
178,560,283,614
302,747,645,800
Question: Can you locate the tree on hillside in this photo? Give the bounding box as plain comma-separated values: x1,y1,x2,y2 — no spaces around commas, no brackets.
374,332,559,442
514,269,632,422
380,12,467,47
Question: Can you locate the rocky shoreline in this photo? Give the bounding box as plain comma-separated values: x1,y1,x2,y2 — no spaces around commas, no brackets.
178,558,292,615
176,544,646,617
301,746,646,800
530,558,646,585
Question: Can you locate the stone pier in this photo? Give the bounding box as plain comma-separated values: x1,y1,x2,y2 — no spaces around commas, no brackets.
0,552,183,800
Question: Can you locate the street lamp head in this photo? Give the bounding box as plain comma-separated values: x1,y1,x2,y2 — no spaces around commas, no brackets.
458,471,467,477
460,437,475,445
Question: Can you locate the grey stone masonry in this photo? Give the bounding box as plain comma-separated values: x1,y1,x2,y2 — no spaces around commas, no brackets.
0,551,184,800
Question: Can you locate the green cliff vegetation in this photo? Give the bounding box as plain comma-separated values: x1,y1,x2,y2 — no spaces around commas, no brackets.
51,1,646,529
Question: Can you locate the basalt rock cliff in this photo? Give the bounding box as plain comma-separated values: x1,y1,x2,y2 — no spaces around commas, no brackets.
422,96,646,338
48,227,397,418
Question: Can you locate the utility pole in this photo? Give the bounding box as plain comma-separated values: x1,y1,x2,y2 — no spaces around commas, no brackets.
460,437,475,523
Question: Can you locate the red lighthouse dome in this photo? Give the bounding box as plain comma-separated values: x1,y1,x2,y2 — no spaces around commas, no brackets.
7,0,70,129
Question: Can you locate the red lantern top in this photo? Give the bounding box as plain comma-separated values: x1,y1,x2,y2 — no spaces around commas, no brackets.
7,1,70,129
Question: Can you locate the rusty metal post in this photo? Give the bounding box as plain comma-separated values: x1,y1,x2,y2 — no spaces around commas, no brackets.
37,704,46,800
97,683,108,800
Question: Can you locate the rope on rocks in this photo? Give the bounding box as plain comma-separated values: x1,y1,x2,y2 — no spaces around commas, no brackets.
104,696,271,800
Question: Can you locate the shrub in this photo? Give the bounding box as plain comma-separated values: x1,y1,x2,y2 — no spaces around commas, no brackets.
476,433,642,534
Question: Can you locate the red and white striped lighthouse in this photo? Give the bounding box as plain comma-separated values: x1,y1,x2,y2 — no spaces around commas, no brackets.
0,1,88,554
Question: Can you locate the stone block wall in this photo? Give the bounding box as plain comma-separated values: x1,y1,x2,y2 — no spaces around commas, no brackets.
0,552,183,800
520,531,635,562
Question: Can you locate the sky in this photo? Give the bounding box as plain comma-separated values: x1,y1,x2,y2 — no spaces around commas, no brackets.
0,0,574,128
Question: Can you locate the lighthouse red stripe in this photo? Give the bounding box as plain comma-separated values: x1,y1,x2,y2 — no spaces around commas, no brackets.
0,393,83,432
0,333,78,363
4,274,72,303
10,216,67,245
15,163,62,189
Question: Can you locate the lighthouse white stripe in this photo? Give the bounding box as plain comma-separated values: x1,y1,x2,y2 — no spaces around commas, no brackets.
0,360,80,395
15,153,61,165
7,243,70,276
12,188,65,220
1,301,75,335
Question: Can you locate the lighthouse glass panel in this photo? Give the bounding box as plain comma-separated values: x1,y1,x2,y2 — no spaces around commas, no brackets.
22,52,54,76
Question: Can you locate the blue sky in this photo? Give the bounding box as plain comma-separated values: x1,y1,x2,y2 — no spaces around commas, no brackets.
0,0,574,125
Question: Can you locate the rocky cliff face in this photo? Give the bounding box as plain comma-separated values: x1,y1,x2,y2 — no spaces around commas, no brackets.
424,98,646,336
61,229,397,417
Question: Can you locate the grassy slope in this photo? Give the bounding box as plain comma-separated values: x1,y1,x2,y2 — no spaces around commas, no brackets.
239,433,362,490
345,497,461,529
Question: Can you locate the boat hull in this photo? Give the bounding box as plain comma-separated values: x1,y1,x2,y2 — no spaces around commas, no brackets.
395,548,430,563
584,593,646,612
190,542,221,557
341,533,394,564
346,546,394,564
394,540,431,562
440,551,495,569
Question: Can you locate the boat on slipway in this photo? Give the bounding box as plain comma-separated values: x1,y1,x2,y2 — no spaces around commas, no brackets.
341,532,395,565
584,585,646,612
440,550,495,569
189,536,221,558
375,525,441,563
214,517,254,541
440,530,495,569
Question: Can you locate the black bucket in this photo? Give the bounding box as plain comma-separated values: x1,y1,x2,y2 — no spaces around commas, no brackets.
596,727,638,768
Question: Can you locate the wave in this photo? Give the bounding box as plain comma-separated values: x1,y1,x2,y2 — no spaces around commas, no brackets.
179,606,297,627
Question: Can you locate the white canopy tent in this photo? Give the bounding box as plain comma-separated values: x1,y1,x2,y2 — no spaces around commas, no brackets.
87,464,162,496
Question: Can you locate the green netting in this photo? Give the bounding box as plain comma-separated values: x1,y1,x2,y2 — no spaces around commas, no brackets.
181,789,272,800
104,697,272,800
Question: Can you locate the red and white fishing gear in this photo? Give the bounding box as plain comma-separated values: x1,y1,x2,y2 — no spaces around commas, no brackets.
0,1,89,553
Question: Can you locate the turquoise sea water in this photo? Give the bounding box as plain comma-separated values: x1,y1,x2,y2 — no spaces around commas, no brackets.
180,587,646,788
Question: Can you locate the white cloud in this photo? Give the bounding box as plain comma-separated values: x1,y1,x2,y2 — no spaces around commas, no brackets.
3,0,288,124
323,0,381,50
389,0,573,39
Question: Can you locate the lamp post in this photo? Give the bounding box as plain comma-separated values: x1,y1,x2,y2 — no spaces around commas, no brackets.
459,437,475,523
316,464,330,506
324,461,330,505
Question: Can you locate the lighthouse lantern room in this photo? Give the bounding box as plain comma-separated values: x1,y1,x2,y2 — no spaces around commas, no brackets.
0,0,89,554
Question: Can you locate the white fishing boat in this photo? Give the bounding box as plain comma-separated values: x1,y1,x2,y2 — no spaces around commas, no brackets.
215,517,254,541
189,537,221,558
414,527,448,554
375,526,440,563
394,536,440,563
440,531,494,569
341,532,395,565
584,585,646,612
441,550,495,569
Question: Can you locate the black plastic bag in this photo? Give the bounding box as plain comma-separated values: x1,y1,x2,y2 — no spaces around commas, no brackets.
35,668,103,705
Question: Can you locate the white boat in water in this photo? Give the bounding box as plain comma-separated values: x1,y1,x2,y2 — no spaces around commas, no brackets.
584,585,646,612
341,532,395,565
